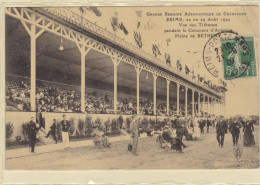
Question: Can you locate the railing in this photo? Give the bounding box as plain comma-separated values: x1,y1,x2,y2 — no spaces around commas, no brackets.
41,7,221,97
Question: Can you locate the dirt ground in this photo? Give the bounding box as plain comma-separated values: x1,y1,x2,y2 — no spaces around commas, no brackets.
6,126,259,170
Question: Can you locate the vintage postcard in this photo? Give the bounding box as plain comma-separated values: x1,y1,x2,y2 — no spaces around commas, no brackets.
1,2,260,184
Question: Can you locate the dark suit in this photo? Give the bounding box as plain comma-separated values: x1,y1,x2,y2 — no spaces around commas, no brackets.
216,120,228,147
206,119,211,133
230,121,241,145
176,119,186,141
28,120,38,152
47,122,58,143
119,115,123,129
199,120,205,133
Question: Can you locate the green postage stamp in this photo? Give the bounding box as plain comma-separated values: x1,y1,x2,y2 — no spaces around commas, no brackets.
221,36,257,80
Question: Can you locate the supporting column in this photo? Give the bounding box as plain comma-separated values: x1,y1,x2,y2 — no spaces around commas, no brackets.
212,98,215,116
153,74,158,116
209,97,212,116
76,43,91,113
30,29,36,112
192,89,195,117
135,67,142,115
222,101,226,116
207,96,210,116
218,100,220,116
198,92,201,117
220,101,222,116
21,16,45,111
111,57,121,114
185,87,188,117
166,79,170,116
176,83,180,115
203,94,205,117
215,99,219,116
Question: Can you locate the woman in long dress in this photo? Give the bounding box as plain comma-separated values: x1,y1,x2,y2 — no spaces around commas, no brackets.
243,119,255,147
193,117,201,139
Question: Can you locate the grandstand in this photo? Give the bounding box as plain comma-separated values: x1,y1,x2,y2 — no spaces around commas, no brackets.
5,7,226,137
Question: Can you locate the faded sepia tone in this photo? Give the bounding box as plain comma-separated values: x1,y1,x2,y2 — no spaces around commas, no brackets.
4,5,259,171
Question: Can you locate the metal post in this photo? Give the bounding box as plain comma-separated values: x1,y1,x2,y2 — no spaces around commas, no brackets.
198,92,201,116
80,50,86,113
20,14,45,111
30,27,36,111
176,83,180,115
212,98,215,115
135,67,142,115
76,43,91,113
185,87,188,117
153,74,158,116
166,79,170,116
207,96,210,116
111,57,121,114
203,94,205,117
220,101,222,116
192,89,195,117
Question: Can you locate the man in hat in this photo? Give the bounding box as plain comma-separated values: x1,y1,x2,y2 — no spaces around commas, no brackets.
61,114,70,149
176,118,187,141
199,118,205,134
229,118,241,146
130,115,140,156
28,116,38,153
46,118,58,143
119,113,124,129
206,117,211,133
216,116,228,147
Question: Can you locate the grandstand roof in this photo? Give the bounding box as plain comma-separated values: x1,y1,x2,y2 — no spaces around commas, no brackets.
6,14,203,102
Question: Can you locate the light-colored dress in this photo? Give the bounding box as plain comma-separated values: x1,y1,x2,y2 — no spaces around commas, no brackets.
193,118,201,138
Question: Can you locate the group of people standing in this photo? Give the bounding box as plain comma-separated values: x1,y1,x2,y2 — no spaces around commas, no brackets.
27,113,256,155
216,116,255,148
27,114,71,153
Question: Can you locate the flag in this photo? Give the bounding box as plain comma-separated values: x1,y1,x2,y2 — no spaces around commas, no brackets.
198,74,204,82
223,81,227,87
218,78,223,85
79,7,102,17
166,38,171,46
110,16,118,32
192,70,196,79
79,7,84,13
177,60,182,71
208,80,213,87
218,78,227,87
110,16,128,35
119,22,128,35
135,11,142,29
137,22,141,29
135,11,142,17
185,65,190,75
165,53,171,66
134,31,143,48
88,7,102,17
152,44,161,57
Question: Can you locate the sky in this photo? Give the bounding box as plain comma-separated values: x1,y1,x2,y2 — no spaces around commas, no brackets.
69,6,259,116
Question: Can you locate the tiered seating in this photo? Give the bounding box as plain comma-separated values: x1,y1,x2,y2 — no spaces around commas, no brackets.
5,76,193,115
5,79,30,111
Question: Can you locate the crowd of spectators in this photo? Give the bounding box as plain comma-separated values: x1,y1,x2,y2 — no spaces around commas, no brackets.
6,76,193,115
6,79,31,111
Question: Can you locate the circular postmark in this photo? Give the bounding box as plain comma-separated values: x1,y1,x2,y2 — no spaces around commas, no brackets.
203,30,251,79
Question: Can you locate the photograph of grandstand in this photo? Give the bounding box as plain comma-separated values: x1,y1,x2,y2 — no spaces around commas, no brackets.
4,6,259,170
